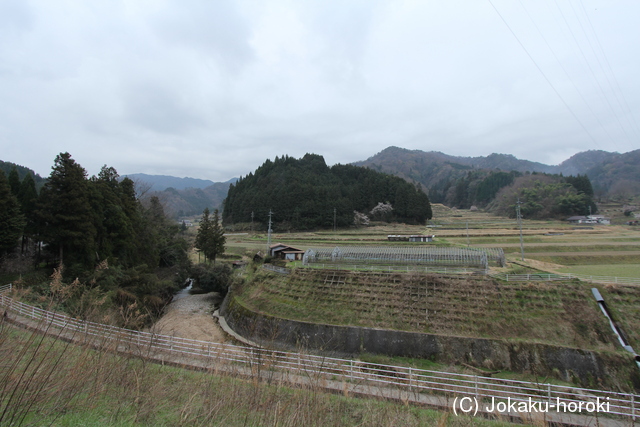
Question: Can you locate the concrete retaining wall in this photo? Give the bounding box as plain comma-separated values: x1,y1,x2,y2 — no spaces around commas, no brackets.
221,295,639,390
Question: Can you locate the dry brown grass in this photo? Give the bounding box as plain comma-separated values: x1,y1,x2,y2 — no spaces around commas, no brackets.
0,318,520,426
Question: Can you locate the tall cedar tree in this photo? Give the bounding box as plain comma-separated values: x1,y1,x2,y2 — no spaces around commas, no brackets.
18,173,38,253
38,152,97,266
89,166,140,265
195,208,226,263
0,170,26,256
8,167,20,196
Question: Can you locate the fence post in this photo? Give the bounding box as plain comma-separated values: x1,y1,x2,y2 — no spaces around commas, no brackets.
409,367,412,389
632,394,635,420
475,376,478,398
547,384,551,404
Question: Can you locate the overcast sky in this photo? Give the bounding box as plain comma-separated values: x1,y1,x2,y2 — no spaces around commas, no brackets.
1,0,638,181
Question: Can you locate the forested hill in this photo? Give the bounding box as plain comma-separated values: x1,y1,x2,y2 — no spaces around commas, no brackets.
222,154,432,230
0,160,46,190
124,173,216,191
355,146,640,202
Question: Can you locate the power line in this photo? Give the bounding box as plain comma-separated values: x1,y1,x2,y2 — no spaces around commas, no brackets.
517,0,617,146
577,0,640,141
552,0,630,149
487,0,600,147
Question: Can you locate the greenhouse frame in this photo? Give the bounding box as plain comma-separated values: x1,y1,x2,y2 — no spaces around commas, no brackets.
302,246,505,270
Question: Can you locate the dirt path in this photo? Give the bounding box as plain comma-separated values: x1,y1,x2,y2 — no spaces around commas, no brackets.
150,292,226,342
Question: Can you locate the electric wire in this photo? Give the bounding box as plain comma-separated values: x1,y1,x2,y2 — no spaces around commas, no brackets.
578,0,640,140
486,0,599,146
517,0,617,146
552,0,629,149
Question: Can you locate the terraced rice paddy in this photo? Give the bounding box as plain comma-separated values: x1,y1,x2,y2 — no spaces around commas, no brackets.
239,269,639,352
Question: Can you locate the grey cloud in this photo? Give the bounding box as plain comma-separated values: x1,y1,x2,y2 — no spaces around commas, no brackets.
0,0,638,181
123,82,205,134
151,0,254,72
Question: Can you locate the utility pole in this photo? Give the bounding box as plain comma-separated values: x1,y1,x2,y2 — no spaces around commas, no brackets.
267,209,273,252
466,221,469,247
251,211,254,232
333,207,337,232
516,199,525,261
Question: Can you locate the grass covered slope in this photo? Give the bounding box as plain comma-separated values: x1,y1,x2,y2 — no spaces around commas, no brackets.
238,269,634,352
1,317,514,427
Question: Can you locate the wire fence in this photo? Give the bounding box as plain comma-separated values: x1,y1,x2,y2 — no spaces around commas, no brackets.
1,283,639,423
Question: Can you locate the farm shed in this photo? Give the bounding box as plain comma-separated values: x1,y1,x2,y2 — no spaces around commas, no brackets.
269,243,305,261
565,215,610,225
303,246,505,269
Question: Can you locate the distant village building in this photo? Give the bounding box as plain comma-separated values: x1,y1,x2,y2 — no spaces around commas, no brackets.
178,220,193,227
387,235,435,242
565,215,610,225
269,243,305,261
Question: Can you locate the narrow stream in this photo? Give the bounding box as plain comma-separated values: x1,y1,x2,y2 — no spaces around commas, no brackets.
172,279,193,302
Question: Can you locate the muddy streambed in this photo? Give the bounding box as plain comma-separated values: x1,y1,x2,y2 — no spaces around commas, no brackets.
150,286,226,343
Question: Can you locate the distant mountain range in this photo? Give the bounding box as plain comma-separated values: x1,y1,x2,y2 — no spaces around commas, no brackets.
123,173,219,191
124,174,238,217
3,147,638,219
354,146,639,201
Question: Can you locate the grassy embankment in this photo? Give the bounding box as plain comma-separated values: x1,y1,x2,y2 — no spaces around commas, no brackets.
0,319,516,427
237,269,640,352
225,206,639,384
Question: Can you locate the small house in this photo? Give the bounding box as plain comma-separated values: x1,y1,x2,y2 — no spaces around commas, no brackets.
269,243,305,261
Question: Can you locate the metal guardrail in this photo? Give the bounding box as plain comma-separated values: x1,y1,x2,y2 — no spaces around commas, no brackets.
1,283,639,423
492,273,640,286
